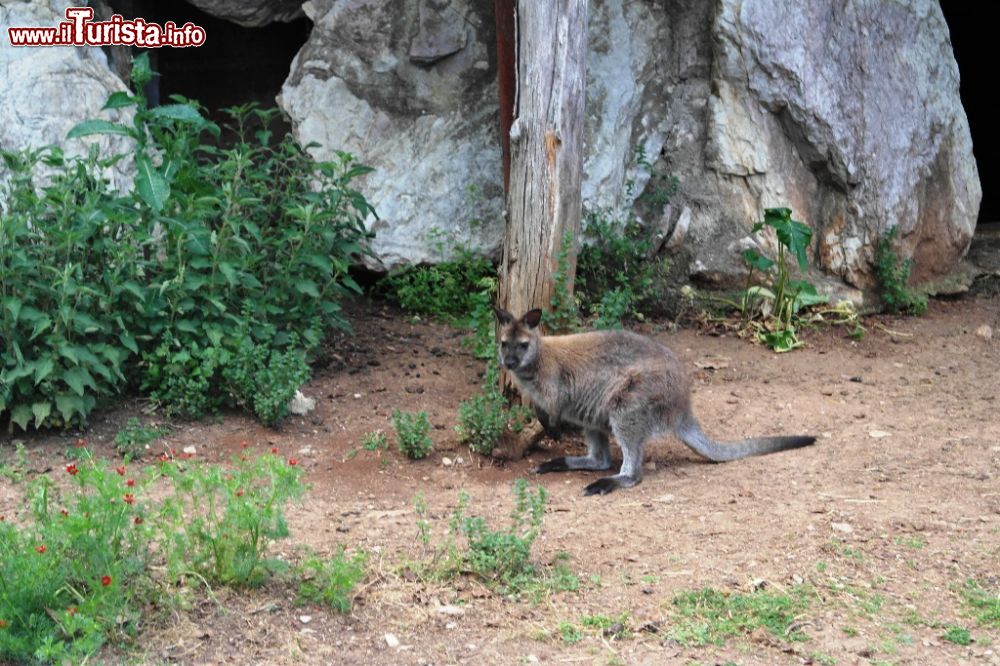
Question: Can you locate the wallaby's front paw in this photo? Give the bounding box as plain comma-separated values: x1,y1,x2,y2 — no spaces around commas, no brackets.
534,457,570,474
582,477,620,496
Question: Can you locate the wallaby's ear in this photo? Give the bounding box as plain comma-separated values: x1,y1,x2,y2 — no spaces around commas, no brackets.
493,305,514,326
522,309,543,329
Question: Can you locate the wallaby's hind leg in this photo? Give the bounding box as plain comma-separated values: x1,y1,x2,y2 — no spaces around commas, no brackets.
534,429,612,474
582,421,645,496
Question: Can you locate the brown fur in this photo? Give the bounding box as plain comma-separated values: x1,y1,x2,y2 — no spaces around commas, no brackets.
495,307,816,495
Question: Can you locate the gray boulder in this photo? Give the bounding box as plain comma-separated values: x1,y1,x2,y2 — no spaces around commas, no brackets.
280,0,980,289
0,1,132,192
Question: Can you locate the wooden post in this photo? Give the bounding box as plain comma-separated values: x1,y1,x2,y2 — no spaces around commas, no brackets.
498,0,588,395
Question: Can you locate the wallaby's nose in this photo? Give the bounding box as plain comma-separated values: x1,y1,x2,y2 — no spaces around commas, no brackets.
503,358,517,370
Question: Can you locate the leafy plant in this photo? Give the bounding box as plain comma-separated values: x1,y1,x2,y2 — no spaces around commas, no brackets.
959,579,999,628
361,430,388,451
739,208,828,351
668,586,812,646
941,625,973,646
156,451,306,587
392,410,433,460
0,52,375,431
576,210,669,329
456,359,533,456
294,548,366,613
545,231,581,333
0,454,154,663
114,417,169,459
454,479,547,588
875,226,928,315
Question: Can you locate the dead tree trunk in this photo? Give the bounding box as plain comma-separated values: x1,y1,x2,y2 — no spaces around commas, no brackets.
498,0,588,391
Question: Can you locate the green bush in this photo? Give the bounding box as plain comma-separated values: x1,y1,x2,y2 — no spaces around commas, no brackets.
156,451,306,587
392,410,433,459
455,479,547,587
114,417,169,459
294,548,367,613
875,226,928,315
0,53,374,430
0,450,306,662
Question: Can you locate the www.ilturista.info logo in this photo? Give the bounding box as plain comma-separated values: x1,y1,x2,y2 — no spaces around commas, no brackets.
7,7,206,48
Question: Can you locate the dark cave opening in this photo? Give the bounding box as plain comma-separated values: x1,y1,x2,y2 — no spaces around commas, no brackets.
940,2,997,225
108,2,311,128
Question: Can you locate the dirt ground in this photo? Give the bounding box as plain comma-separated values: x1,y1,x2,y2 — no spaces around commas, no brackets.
2,293,998,665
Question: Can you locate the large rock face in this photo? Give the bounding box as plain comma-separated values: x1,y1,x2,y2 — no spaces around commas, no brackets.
281,0,980,288
279,0,504,269
0,1,132,191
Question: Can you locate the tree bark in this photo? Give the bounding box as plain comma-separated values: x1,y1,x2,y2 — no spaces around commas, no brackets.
499,0,588,347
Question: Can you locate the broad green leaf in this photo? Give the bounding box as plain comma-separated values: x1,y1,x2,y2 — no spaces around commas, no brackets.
295,280,321,298
29,315,52,340
135,154,170,212
763,208,812,270
32,357,54,385
149,104,206,124
3,364,34,384
218,262,238,286
55,394,87,422
176,319,198,333
3,297,22,321
742,249,775,272
10,404,32,431
119,332,139,354
31,401,52,428
62,366,96,396
102,91,138,110
72,311,103,334
67,119,133,139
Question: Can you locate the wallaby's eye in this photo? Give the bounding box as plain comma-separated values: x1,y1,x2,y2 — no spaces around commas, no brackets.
519,342,529,350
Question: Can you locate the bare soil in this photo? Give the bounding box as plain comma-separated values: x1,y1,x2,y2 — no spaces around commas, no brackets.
2,295,999,665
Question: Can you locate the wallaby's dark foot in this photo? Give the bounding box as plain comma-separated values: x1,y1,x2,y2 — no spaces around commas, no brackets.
533,455,613,474
582,474,638,496
534,457,571,473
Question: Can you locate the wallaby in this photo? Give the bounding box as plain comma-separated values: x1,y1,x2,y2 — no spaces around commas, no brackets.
494,307,816,495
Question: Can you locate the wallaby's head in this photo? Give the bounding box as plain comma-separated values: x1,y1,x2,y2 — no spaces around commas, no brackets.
493,307,542,374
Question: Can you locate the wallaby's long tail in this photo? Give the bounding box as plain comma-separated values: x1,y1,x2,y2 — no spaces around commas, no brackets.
675,413,815,462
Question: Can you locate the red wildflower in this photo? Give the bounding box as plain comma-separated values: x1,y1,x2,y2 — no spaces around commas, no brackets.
101,575,112,587
270,447,279,454
75,438,87,448
60,509,69,518
35,545,46,554
134,516,144,525
126,478,136,487
288,458,298,466
0,619,6,629
179,452,193,460
66,463,79,476
123,494,135,505
157,453,171,463
67,607,78,616
115,466,126,476
240,440,249,449
235,489,244,497
1,515,6,521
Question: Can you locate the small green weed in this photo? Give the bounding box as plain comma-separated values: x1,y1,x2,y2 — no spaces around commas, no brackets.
456,479,546,589
875,226,927,315
959,579,1000,628
114,417,169,459
941,625,973,646
668,586,812,646
392,410,433,460
0,441,28,483
294,548,366,613
456,359,533,456
559,622,583,643
362,430,388,451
